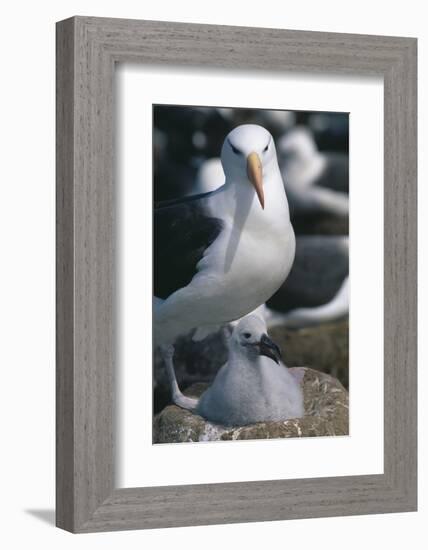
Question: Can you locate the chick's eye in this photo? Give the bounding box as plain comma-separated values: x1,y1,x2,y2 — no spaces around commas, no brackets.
243,332,251,339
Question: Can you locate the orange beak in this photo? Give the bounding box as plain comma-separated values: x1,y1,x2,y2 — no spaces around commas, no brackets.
246,152,264,209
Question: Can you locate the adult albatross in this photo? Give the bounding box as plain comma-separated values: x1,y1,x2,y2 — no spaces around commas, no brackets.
154,124,295,410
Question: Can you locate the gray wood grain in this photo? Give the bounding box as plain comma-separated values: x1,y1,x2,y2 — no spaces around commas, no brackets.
56,16,417,533
56,18,75,532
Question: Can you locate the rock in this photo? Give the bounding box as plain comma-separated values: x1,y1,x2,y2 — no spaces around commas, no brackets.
153,368,348,444
270,320,349,389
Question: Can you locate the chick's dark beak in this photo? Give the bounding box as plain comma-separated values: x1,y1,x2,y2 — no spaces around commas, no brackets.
259,334,282,365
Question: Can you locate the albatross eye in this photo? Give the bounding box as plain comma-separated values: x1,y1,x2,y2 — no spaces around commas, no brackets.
229,140,242,155
243,332,251,339
263,143,269,153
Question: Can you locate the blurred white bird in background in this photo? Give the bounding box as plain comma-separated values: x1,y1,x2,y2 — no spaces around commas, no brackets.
193,157,224,195
278,126,349,217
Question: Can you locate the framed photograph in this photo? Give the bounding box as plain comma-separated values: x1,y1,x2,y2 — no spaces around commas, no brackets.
150,103,350,447
56,16,417,532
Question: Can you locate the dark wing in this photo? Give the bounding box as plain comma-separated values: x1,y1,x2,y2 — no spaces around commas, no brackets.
154,194,223,300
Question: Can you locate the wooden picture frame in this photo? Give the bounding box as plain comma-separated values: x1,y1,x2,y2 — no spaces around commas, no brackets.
56,16,417,533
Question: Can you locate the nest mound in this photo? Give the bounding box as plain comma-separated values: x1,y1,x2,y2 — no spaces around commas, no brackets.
153,367,348,444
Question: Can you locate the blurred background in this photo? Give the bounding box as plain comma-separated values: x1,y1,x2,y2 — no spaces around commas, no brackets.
153,105,349,414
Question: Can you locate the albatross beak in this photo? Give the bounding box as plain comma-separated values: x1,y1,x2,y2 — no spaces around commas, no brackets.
259,334,282,365
246,152,264,209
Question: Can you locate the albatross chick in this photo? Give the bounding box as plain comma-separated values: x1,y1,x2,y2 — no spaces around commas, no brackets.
196,316,304,426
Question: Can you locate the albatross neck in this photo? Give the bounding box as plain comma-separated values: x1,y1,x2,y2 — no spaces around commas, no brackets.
209,167,291,230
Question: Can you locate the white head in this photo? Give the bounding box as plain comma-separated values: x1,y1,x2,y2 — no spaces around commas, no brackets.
231,315,282,365
278,126,317,166
221,125,280,210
